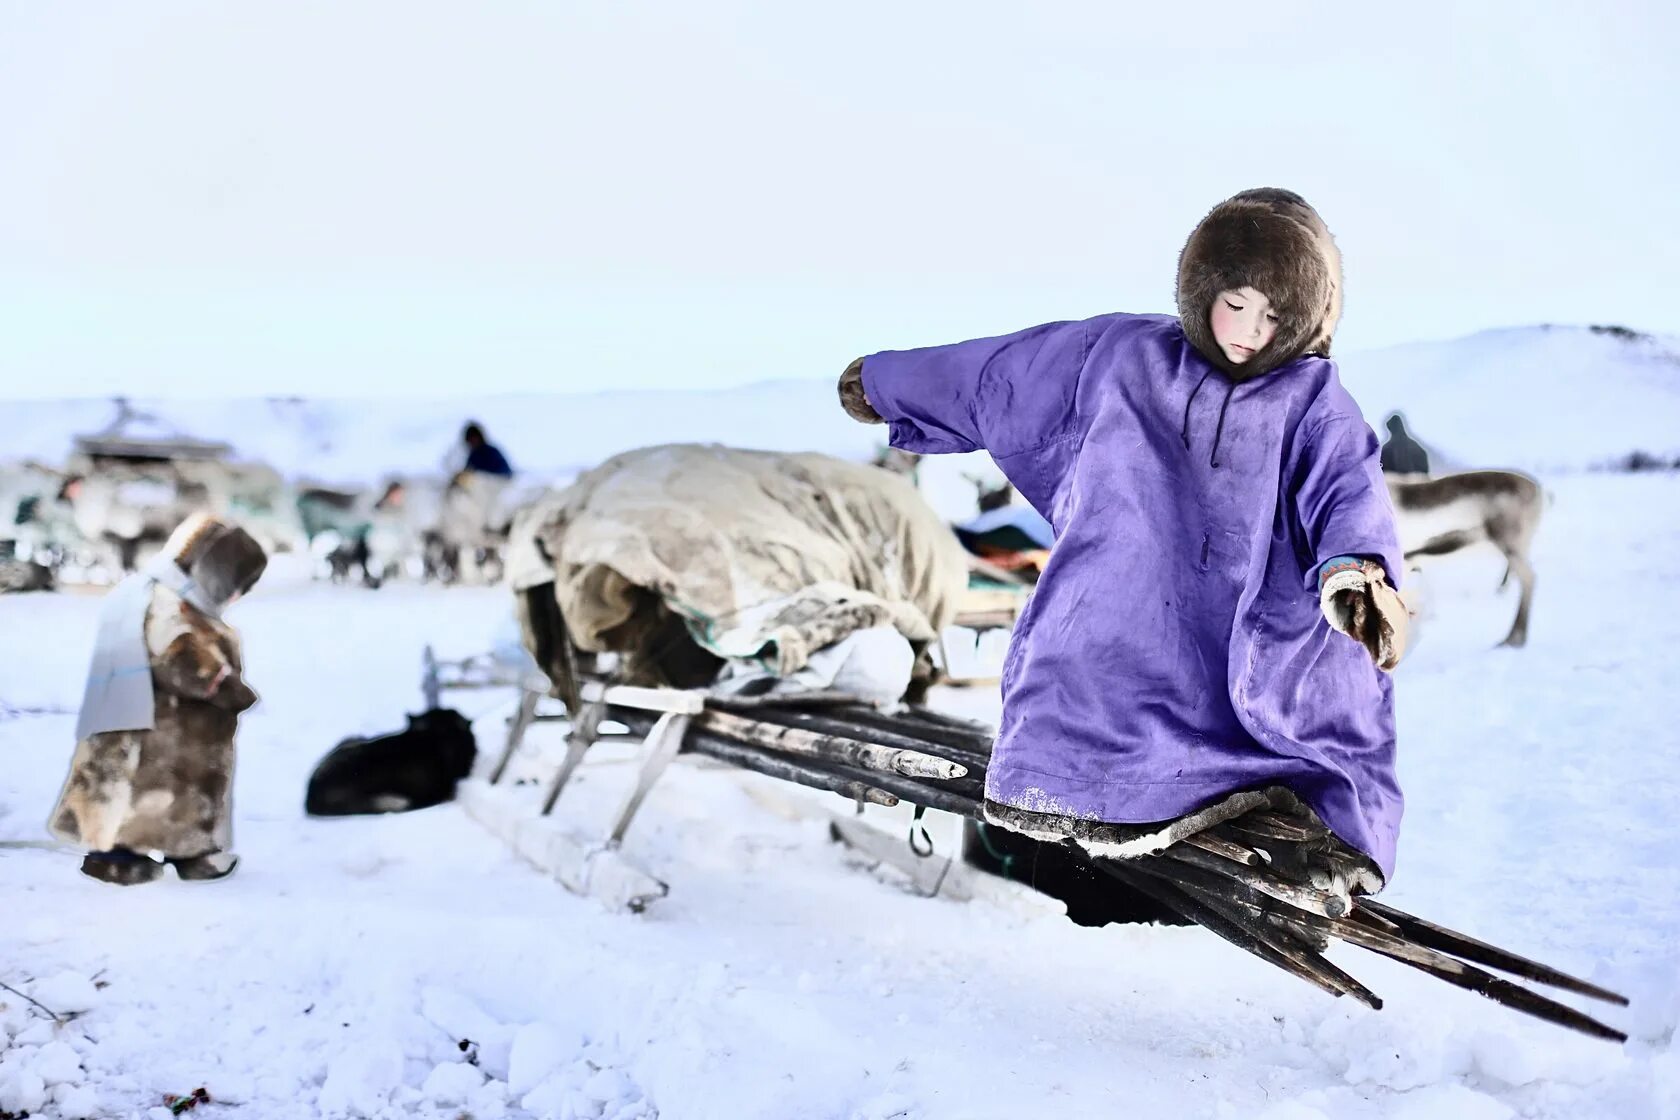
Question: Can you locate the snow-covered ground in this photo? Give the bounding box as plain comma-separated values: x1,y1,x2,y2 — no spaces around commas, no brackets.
2,470,1678,1119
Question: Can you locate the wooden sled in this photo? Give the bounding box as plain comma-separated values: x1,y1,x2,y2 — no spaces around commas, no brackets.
431,644,1630,1043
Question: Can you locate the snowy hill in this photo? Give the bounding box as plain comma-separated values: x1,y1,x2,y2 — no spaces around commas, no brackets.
1335,324,1680,474
1,324,1675,484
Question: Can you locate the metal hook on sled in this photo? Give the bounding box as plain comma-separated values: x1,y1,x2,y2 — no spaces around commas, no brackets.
907,804,935,858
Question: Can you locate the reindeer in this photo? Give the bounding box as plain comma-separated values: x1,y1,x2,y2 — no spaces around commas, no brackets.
1385,470,1544,648
871,445,920,478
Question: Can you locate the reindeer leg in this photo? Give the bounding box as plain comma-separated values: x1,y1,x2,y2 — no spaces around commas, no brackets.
1498,552,1536,648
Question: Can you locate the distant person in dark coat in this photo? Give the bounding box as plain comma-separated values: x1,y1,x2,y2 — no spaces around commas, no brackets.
1380,412,1431,476
461,422,513,478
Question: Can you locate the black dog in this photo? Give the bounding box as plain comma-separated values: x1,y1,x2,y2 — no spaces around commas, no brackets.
305,708,477,816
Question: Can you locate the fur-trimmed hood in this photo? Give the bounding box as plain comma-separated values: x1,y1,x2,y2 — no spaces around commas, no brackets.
164,513,268,609
1176,188,1343,381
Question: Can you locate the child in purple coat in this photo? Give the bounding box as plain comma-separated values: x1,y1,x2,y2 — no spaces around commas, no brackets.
840,189,1409,890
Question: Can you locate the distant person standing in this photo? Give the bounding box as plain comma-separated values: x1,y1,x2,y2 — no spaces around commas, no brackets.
435,423,515,583
460,422,513,478
1379,412,1431,476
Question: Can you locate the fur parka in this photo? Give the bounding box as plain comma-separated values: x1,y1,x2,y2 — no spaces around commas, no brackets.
49,516,263,857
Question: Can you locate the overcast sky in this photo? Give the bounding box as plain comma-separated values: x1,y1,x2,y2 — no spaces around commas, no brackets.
1,1,1675,399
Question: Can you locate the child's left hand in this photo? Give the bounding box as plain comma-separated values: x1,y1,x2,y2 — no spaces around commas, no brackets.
839,357,883,424
1320,560,1409,672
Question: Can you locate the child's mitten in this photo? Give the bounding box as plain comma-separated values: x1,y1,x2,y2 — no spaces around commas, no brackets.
1319,558,1408,672
211,675,260,714
839,358,883,424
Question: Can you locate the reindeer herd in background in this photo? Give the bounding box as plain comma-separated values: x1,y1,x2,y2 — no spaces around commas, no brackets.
2,459,525,592
0,400,551,592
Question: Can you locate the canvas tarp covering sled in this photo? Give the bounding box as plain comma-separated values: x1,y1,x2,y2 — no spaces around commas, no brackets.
505,444,969,700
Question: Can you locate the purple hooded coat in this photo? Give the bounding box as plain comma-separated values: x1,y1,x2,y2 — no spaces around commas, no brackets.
861,312,1405,879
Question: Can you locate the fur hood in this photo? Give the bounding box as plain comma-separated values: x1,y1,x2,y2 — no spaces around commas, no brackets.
164,513,268,608
1176,188,1343,381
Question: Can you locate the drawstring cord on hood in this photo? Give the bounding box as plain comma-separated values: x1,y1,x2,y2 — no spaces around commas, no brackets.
1180,371,1211,449
1180,372,1240,468
1210,381,1236,468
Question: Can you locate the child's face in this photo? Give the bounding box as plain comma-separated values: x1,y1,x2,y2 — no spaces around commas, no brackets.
1209,287,1280,366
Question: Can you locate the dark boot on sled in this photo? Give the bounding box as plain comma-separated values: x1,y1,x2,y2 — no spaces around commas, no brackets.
170,851,240,881
982,786,1384,897
81,848,164,886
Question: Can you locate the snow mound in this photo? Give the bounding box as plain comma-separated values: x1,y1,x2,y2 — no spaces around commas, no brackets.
1337,324,1680,472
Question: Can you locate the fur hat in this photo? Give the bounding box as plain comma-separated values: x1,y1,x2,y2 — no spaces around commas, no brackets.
164,512,268,607
1176,188,1343,380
